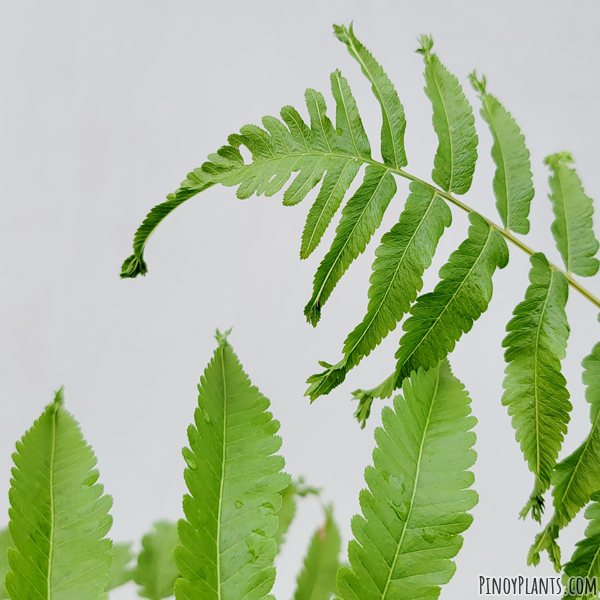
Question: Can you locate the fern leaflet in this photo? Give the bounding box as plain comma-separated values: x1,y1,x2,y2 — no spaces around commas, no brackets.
108,543,135,591
0,528,11,600
546,152,599,277
336,361,477,600
561,493,600,599
306,181,451,400
333,23,407,170
528,341,600,569
6,389,113,600
293,507,341,600
418,35,477,195
502,253,571,523
135,521,180,599
470,73,534,234
174,331,290,600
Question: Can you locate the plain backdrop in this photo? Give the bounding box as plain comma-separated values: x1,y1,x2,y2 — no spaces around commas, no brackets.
1,1,600,598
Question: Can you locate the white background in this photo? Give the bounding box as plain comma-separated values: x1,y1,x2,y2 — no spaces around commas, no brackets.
1,1,600,598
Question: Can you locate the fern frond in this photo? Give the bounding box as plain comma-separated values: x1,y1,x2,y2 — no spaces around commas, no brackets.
418,36,478,195
174,333,290,600
337,361,477,600
293,506,341,600
0,528,11,600
135,521,180,599
561,493,600,599
546,152,599,277
306,181,451,400
501,253,571,522
275,479,320,551
108,543,135,591
6,388,113,600
333,23,407,169
528,341,600,568
304,166,397,326
470,73,534,234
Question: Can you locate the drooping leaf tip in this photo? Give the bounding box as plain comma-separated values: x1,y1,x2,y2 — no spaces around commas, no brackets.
520,494,545,523
544,151,574,168
304,304,322,327
352,389,375,428
120,254,147,279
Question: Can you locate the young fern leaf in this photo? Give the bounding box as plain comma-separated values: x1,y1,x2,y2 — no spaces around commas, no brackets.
306,182,451,401
304,166,397,326
502,253,571,523
275,480,320,551
470,73,534,234
174,331,290,600
6,388,113,600
528,341,600,569
293,506,341,600
0,528,11,600
337,361,477,600
333,23,407,170
561,493,600,599
418,35,478,195
546,152,600,277
135,521,180,599
108,543,135,591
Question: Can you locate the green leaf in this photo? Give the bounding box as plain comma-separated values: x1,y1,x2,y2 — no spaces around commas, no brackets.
121,65,376,279
108,543,135,591
528,340,600,569
304,165,397,326
292,507,341,600
6,388,113,600
135,521,180,599
174,333,290,600
470,73,534,234
418,36,478,195
336,361,477,600
561,492,600,599
333,23,407,170
502,253,571,523
274,479,319,551
0,528,12,600
306,181,451,401
545,152,599,277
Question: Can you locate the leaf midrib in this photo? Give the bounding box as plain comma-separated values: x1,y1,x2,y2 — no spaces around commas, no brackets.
217,344,228,600
380,368,440,600
48,406,57,598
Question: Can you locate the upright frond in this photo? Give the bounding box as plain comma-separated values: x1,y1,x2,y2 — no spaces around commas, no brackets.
561,493,600,599
333,23,407,169
528,341,600,568
502,253,571,523
470,73,534,234
304,165,397,326
108,543,135,591
546,152,599,277
6,389,113,600
418,36,478,195
174,333,290,600
293,507,341,600
337,361,477,600
135,521,180,599
306,182,451,401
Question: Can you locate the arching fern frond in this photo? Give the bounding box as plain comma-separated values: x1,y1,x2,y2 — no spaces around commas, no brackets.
275,479,320,551
417,35,478,195
336,360,477,600
135,521,180,599
561,493,600,599
470,73,534,234
174,332,290,600
501,253,571,523
293,506,341,600
528,341,600,569
6,389,113,600
306,181,451,401
546,152,599,277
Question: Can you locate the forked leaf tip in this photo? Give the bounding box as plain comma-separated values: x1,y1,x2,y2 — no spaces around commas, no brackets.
469,71,486,93
544,151,574,168
120,254,147,279
416,34,434,56
53,386,65,407
215,327,233,345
